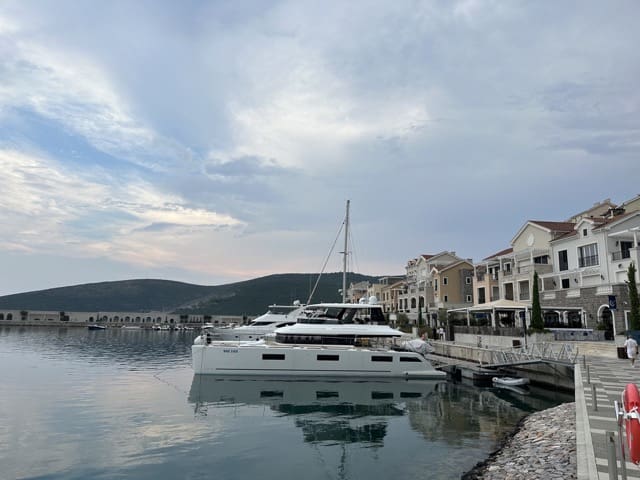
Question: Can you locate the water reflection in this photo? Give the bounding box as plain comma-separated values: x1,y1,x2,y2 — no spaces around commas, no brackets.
187,374,571,452
190,376,443,446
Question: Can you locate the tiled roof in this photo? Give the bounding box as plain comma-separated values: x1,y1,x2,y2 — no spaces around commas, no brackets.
482,247,513,261
594,210,639,229
529,220,575,232
438,259,473,272
552,230,578,242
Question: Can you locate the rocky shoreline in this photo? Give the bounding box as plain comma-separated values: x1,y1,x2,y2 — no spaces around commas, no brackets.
462,402,576,480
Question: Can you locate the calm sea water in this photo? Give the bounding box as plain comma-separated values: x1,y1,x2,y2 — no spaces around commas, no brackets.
0,327,572,480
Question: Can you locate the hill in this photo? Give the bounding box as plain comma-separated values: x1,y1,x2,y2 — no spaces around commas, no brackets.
0,273,380,315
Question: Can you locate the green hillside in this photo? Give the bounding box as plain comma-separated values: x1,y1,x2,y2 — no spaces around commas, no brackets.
0,273,380,315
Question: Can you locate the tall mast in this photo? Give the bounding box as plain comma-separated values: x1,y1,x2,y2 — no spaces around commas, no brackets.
342,200,350,303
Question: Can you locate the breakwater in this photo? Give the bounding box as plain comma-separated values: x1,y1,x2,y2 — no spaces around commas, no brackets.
463,402,576,479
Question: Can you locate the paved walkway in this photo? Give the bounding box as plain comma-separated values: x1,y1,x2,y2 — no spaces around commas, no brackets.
577,347,640,479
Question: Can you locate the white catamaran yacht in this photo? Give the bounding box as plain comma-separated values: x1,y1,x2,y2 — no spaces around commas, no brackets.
202,301,305,341
192,299,444,378
192,200,444,379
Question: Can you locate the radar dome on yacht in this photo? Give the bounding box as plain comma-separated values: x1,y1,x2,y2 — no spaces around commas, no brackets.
358,297,366,304
368,296,378,305
293,300,300,306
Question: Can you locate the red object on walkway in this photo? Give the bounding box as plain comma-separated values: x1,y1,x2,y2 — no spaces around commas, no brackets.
623,382,640,464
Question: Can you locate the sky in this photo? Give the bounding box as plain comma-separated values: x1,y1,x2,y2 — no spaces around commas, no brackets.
1,1,639,296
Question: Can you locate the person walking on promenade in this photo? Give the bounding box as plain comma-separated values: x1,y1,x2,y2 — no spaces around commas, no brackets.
624,334,639,367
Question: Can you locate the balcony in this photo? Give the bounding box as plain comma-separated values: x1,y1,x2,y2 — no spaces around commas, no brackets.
578,255,599,268
611,250,631,261
596,286,613,295
566,289,580,298
518,264,554,276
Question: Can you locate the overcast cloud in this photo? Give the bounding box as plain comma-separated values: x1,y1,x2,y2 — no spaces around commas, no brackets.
1,0,639,295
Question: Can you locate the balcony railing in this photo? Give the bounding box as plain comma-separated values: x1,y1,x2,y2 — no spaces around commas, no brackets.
578,255,599,268
611,250,631,261
502,270,512,276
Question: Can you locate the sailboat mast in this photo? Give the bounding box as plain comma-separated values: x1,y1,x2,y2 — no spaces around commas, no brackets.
342,200,350,303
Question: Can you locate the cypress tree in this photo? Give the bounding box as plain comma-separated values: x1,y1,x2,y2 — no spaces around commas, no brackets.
628,262,640,331
530,271,544,331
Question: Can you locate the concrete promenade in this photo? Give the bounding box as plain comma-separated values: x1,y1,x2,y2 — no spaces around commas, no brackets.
576,341,640,479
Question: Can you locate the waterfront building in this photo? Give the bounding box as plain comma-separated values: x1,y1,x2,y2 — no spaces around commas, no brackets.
0,309,243,327
473,247,512,306
346,280,370,303
372,276,404,314
468,196,640,334
430,260,474,312
397,252,468,325
539,209,640,337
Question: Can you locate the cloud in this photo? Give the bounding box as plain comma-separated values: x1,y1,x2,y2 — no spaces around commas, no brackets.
0,9,191,172
0,149,244,266
1,1,640,294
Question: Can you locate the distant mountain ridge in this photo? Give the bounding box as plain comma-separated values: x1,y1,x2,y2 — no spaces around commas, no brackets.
0,273,381,315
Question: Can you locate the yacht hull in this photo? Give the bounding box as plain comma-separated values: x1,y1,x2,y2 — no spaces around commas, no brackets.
192,342,446,378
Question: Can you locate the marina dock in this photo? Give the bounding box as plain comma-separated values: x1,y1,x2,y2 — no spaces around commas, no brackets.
577,347,640,479
430,340,640,478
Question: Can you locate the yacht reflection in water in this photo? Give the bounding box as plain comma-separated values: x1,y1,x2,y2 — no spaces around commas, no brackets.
188,375,444,444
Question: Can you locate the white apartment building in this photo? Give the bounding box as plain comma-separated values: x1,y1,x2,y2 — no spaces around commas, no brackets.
539,210,640,337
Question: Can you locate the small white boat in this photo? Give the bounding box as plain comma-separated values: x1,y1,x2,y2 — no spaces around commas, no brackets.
203,302,305,341
492,376,529,387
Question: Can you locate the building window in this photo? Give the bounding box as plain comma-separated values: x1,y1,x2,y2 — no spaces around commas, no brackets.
558,250,568,271
478,287,486,304
582,228,588,237
562,278,570,289
444,295,448,302
443,277,448,285
434,279,438,291
465,277,472,284
578,243,599,267
504,263,511,273
533,255,548,264
519,280,530,301
466,295,472,302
